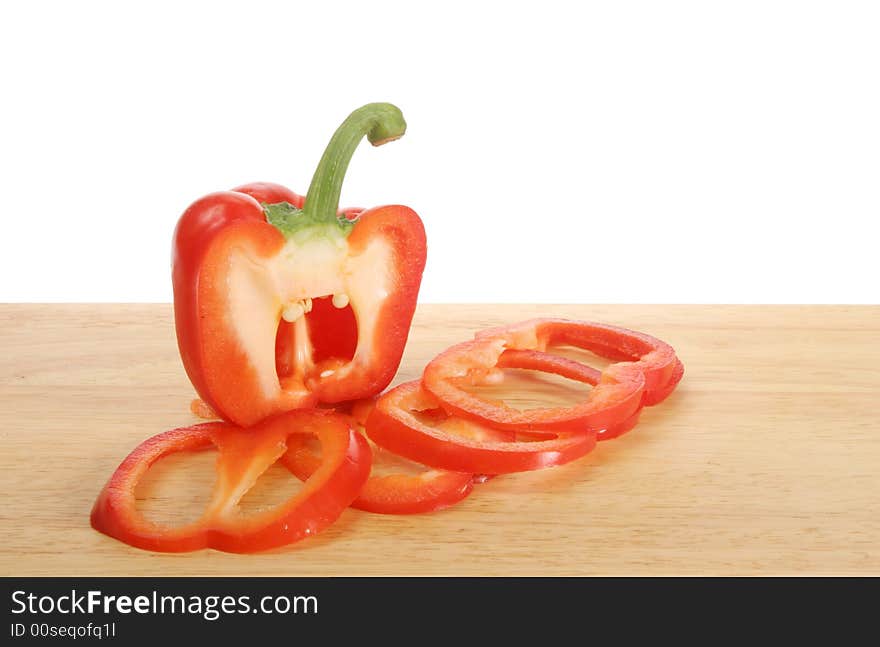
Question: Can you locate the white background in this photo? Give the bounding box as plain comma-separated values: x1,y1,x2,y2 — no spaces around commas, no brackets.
1,1,877,303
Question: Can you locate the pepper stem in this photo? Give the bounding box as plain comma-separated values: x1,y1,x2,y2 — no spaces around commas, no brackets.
301,103,406,222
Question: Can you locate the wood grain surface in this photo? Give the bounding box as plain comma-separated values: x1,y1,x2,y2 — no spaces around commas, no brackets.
0,304,877,576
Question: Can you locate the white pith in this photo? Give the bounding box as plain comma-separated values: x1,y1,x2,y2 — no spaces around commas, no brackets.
226,234,392,397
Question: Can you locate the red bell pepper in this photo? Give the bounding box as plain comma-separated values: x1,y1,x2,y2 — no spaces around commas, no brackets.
421,319,680,434
366,380,598,474
281,399,484,515
172,103,427,427
90,409,371,553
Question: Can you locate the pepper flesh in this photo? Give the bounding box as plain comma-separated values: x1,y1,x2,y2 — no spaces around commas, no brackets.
230,182,363,373
90,409,371,553
172,103,426,427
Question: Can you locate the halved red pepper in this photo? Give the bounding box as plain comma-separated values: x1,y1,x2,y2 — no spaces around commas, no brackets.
90,409,371,553
366,381,598,474
421,319,681,434
172,103,427,427
282,398,503,514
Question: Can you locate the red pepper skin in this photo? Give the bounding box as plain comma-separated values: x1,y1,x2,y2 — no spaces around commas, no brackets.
230,181,364,222
90,409,371,553
366,381,598,474
231,181,304,208
421,319,680,433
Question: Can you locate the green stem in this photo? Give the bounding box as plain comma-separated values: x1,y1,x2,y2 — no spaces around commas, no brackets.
301,103,406,222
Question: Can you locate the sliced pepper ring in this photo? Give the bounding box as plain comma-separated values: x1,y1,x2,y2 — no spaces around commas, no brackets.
366,380,597,474
422,319,679,433
281,398,501,514
90,409,371,553
643,357,685,406
497,348,645,440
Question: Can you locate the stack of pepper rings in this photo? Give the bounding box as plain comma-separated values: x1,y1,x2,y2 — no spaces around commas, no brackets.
91,104,684,553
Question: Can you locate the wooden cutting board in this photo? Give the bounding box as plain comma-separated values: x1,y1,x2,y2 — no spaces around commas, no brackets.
0,304,877,576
